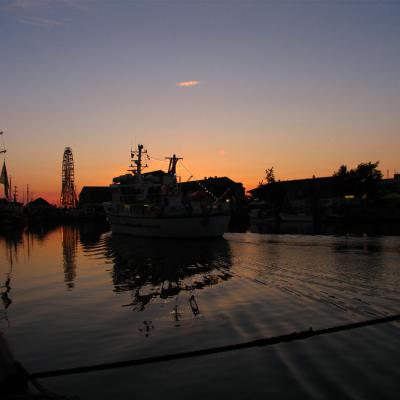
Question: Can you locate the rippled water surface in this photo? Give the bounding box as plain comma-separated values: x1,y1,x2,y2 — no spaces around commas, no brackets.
1,224,399,399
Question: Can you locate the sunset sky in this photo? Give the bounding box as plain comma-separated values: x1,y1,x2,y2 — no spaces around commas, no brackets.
1,0,399,203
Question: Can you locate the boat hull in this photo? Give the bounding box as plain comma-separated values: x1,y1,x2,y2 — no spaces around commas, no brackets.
106,213,231,238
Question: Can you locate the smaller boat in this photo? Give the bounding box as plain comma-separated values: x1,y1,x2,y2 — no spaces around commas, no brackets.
248,200,278,222
104,145,231,238
0,133,25,227
0,199,25,227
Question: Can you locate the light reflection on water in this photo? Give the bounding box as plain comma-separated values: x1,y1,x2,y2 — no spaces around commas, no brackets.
0,224,399,399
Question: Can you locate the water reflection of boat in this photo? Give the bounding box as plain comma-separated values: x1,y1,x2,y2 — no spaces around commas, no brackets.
79,221,110,247
105,234,233,311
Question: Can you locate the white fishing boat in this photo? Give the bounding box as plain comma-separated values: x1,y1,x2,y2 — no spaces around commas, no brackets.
103,145,231,238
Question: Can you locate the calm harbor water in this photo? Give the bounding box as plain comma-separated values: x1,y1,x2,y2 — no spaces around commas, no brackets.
1,223,400,399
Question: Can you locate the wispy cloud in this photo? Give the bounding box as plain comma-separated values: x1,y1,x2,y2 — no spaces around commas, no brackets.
19,16,64,28
1,0,91,25
2,0,89,11
1,0,55,11
176,80,200,88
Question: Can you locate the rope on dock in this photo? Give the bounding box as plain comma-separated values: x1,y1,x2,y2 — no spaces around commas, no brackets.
29,313,400,379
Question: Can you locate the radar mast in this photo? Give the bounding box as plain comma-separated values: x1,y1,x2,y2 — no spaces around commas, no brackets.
128,144,149,175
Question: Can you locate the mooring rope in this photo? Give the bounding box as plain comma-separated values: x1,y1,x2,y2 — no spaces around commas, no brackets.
29,313,400,380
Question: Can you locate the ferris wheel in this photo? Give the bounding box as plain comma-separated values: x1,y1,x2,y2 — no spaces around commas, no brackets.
60,147,77,208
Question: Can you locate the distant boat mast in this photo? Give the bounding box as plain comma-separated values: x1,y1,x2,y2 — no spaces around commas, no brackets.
0,131,10,200
0,131,6,155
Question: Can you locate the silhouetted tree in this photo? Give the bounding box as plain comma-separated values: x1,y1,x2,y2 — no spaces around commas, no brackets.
353,161,383,199
265,167,275,184
333,164,353,196
333,165,349,178
333,161,382,200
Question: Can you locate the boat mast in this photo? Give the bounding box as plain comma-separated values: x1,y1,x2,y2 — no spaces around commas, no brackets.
0,131,10,200
129,144,148,175
166,154,182,175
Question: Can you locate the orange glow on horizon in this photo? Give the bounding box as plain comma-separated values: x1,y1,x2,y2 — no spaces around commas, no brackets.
12,154,399,205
